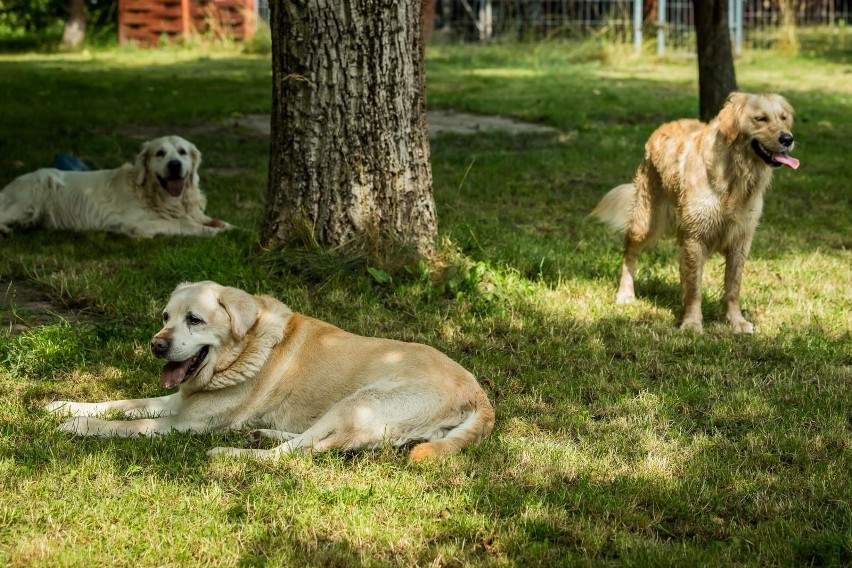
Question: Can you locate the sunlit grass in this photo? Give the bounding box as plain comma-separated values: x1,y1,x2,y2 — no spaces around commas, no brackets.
0,40,850,566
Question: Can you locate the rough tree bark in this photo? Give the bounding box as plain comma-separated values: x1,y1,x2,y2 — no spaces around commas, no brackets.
62,0,87,47
693,0,738,121
263,1,437,259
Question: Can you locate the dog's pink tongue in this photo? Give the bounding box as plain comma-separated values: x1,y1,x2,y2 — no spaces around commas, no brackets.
774,153,800,170
166,179,185,197
161,359,191,389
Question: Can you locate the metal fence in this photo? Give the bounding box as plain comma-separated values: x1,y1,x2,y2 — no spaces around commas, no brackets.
253,1,849,53
257,0,269,23
424,0,852,53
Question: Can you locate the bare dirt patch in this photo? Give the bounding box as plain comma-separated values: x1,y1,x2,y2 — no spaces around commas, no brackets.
5,112,560,335
224,111,559,137
1,280,88,335
426,110,559,136
124,114,270,141
122,111,562,179
203,167,247,177
126,110,560,140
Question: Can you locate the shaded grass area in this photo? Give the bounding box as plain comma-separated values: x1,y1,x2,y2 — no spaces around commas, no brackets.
1,43,851,566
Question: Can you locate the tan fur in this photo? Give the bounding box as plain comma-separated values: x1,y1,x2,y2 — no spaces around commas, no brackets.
46,281,495,462
0,135,232,237
591,93,797,333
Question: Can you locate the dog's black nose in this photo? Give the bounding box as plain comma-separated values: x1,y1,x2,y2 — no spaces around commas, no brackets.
779,133,794,148
167,160,183,175
150,336,170,357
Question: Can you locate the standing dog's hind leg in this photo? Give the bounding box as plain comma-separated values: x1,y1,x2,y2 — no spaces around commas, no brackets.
616,165,666,304
616,238,642,304
678,238,707,332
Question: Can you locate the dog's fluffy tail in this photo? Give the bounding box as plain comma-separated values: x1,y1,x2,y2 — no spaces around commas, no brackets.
409,388,495,462
589,183,636,233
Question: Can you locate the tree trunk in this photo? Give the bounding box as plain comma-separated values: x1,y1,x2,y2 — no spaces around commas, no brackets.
263,1,437,260
693,0,737,121
62,0,87,47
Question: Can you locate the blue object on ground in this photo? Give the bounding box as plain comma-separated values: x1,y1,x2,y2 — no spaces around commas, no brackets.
51,154,90,171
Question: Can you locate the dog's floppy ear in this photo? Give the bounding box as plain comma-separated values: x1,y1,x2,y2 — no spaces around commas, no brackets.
218,286,259,341
717,92,749,145
134,141,151,186
188,141,202,189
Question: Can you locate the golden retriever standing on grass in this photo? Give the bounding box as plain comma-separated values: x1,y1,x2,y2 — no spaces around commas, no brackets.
46,281,494,462
0,135,231,237
592,92,799,333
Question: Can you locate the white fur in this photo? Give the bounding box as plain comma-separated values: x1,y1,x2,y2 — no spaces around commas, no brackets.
0,136,232,237
589,183,636,232
46,281,495,462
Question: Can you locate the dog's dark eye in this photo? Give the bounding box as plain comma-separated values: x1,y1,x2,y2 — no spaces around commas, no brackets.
178,148,187,156
163,313,169,323
155,150,166,158
186,314,204,326
755,116,768,122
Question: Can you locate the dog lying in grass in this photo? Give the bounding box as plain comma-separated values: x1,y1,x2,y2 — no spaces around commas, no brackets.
0,136,231,237
46,281,495,462
592,92,799,333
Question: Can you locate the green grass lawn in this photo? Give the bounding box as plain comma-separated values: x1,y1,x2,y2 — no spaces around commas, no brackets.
1,41,850,566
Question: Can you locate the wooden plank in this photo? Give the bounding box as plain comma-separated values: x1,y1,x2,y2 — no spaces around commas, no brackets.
119,0,256,45
181,0,191,38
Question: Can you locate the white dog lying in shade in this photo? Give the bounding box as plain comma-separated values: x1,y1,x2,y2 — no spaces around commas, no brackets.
0,135,231,237
46,281,495,462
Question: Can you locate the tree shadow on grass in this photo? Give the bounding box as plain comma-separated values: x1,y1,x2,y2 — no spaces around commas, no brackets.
1,49,849,564
4,303,849,564
238,524,365,568
628,274,749,331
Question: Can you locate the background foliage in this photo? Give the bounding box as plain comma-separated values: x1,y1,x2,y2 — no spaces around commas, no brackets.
0,0,116,48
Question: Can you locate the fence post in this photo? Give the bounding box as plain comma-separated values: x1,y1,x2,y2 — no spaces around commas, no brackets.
479,0,493,41
180,0,191,39
634,0,643,54
727,0,744,56
734,0,744,55
657,0,666,55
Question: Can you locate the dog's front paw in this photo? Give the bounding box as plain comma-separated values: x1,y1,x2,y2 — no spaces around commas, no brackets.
208,446,283,460
45,400,109,418
207,446,245,458
729,319,754,334
45,400,72,415
679,319,704,333
45,400,97,417
58,416,90,435
615,289,635,305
